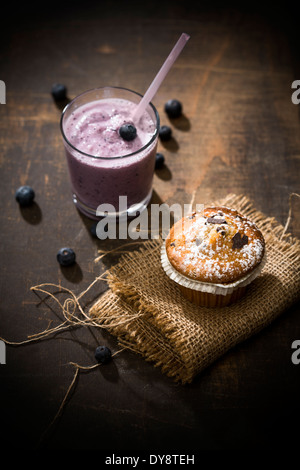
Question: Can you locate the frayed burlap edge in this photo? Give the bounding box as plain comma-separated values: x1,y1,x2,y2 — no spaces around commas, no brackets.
89,193,300,384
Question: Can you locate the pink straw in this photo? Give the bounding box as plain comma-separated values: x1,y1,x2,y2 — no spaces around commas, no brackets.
133,33,190,122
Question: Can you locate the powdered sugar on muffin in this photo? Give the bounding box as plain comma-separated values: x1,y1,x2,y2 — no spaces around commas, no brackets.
165,206,265,284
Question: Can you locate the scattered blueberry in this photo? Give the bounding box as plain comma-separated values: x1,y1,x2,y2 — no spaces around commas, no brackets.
15,185,35,207
159,125,172,141
51,83,67,101
95,345,112,364
155,152,165,169
119,123,137,141
90,222,98,238
164,99,182,118
56,247,76,266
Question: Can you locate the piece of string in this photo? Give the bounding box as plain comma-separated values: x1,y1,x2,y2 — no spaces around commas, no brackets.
0,241,149,347
38,348,125,447
0,276,106,346
280,193,300,241
94,240,147,263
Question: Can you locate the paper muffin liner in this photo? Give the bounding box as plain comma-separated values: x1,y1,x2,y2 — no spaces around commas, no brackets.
161,242,266,298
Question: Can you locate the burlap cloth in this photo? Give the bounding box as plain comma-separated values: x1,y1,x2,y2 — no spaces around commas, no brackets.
90,194,300,384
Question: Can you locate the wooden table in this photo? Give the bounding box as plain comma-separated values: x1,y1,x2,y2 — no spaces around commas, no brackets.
1,1,299,451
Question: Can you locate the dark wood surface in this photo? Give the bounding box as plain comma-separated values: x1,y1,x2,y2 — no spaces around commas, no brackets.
1,1,300,451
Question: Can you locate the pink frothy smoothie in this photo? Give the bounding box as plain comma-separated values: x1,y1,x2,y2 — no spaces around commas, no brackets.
61,87,159,219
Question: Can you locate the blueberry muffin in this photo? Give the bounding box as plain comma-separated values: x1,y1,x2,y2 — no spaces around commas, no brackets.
161,206,265,307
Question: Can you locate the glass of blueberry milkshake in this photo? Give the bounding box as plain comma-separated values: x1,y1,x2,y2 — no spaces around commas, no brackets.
60,87,160,219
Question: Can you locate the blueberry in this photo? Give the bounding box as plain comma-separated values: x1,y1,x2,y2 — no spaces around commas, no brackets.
15,185,35,207
119,123,137,141
51,83,67,101
56,247,76,266
95,345,112,364
164,99,182,118
159,125,172,141
155,152,165,169
90,222,98,238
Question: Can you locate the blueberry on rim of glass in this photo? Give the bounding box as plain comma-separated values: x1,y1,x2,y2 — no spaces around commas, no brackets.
15,185,35,207
119,123,137,141
57,247,76,267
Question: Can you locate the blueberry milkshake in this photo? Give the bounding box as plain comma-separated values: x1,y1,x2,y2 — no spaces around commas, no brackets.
60,87,159,219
